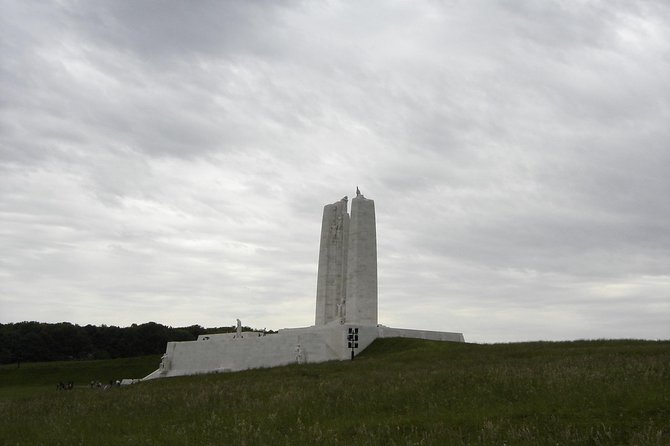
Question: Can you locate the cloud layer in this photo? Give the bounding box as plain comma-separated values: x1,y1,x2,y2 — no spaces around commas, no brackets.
2,0,669,342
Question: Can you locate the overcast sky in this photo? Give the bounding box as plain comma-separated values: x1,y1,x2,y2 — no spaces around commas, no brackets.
1,1,669,343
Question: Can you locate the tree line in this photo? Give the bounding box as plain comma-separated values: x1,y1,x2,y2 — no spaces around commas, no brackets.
0,321,272,365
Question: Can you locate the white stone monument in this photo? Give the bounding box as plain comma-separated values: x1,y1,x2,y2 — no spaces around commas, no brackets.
315,196,349,325
143,189,464,380
315,190,378,326
345,190,378,326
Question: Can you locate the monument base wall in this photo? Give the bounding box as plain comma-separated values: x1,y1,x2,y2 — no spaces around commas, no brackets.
143,324,464,380
377,326,465,343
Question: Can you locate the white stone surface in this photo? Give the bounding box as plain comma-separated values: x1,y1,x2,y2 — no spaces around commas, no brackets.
144,323,380,379
196,332,264,341
315,192,377,327
377,326,465,343
143,322,462,380
315,198,349,325
345,195,377,326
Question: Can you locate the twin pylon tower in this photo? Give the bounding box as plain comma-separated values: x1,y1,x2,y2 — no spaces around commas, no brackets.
315,189,377,326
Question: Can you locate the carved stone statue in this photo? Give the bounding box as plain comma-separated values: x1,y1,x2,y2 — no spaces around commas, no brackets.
295,344,305,364
159,353,170,371
337,301,346,318
356,186,360,196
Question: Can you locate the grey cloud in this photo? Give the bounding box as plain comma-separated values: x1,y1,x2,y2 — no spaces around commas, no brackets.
1,0,669,341
65,0,298,61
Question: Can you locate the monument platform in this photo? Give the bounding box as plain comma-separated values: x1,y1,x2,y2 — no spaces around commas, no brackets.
143,324,464,380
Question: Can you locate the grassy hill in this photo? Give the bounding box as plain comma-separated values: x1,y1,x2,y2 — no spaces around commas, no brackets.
1,338,668,445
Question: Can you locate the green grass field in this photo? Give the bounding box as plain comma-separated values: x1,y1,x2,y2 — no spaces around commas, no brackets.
1,339,668,445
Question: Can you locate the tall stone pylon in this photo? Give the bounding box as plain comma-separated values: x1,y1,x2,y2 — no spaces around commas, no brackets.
345,191,378,325
315,190,378,326
315,197,349,325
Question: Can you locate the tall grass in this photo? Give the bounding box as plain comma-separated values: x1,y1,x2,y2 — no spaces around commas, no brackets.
1,339,668,445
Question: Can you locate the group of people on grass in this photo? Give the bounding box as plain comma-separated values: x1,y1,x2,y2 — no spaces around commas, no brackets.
56,379,122,390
